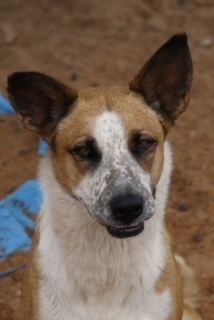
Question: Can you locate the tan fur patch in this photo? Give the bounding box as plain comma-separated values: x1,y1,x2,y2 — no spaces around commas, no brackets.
183,305,202,320
155,229,183,320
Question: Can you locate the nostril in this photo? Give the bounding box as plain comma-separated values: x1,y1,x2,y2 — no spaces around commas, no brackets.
133,203,143,215
131,204,143,220
110,193,143,223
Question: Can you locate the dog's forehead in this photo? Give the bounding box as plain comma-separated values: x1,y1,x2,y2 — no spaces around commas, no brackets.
94,112,125,153
58,87,163,143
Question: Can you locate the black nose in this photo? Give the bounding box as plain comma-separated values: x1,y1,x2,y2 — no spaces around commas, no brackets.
110,193,143,224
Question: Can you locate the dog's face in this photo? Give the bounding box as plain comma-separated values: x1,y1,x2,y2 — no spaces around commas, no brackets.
52,88,165,237
7,33,192,238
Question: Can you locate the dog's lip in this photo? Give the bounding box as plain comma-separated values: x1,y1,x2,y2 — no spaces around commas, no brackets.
107,222,144,239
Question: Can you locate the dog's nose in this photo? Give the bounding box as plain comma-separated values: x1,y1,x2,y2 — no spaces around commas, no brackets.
110,193,143,223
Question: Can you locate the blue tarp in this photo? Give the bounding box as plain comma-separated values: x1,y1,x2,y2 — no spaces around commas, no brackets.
0,94,15,115
0,94,47,262
0,180,43,261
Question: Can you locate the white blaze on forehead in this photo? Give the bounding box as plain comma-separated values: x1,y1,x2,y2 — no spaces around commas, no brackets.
94,111,127,154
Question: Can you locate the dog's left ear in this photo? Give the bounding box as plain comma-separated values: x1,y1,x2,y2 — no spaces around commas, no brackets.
129,33,193,129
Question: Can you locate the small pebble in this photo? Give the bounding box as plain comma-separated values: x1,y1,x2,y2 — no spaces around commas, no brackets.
1,23,18,45
194,234,203,243
178,203,190,212
70,72,78,81
189,130,196,139
12,274,21,282
91,82,99,87
15,290,21,297
2,160,9,167
200,38,213,48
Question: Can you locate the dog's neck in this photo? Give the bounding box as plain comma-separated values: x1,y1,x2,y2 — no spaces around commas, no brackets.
37,142,172,291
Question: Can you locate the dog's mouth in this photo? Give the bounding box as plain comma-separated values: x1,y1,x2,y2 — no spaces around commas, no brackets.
107,222,144,238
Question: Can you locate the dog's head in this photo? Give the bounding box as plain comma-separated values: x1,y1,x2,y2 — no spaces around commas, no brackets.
7,34,192,238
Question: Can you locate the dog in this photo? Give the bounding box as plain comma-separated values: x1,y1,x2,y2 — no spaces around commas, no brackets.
7,33,202,320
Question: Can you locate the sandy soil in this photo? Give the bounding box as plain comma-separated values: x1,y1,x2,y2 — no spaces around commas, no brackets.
0,0,213,319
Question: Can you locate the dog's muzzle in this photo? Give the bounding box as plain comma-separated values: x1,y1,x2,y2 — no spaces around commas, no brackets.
107,192,153,238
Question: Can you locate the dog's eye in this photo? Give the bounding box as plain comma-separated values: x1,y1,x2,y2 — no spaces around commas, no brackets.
130,132,157,158
71,145,98,160
138,138,157,150
69,138,101,164
73,146,91,158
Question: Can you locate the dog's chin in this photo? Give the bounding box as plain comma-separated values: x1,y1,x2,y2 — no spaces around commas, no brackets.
107,222,144,239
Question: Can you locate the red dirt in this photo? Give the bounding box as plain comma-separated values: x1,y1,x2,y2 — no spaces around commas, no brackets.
0,0,213,319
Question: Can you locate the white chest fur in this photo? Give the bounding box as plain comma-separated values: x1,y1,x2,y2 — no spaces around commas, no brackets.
38,220,172,320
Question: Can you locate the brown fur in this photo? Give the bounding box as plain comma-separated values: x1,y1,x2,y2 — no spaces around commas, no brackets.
156,230,183,320
183,305,202,320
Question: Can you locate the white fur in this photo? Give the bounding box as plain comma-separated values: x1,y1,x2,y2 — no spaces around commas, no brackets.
36,111,173,320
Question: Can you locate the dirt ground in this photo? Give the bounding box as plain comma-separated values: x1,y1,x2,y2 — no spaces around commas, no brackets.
0,0,213,319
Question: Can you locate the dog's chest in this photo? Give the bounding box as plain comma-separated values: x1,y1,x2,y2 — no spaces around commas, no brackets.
38,250,172,320
39,275,171,320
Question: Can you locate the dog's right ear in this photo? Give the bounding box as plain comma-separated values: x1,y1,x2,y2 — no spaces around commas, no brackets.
7,72,78,142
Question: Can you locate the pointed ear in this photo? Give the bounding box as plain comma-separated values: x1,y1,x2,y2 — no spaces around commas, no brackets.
129,33,193,129
7,72,78,142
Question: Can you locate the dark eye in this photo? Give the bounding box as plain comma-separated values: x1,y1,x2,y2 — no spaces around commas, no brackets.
73,146,91,158
131,132,157,158
138,138,157,151
68,138,101,165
